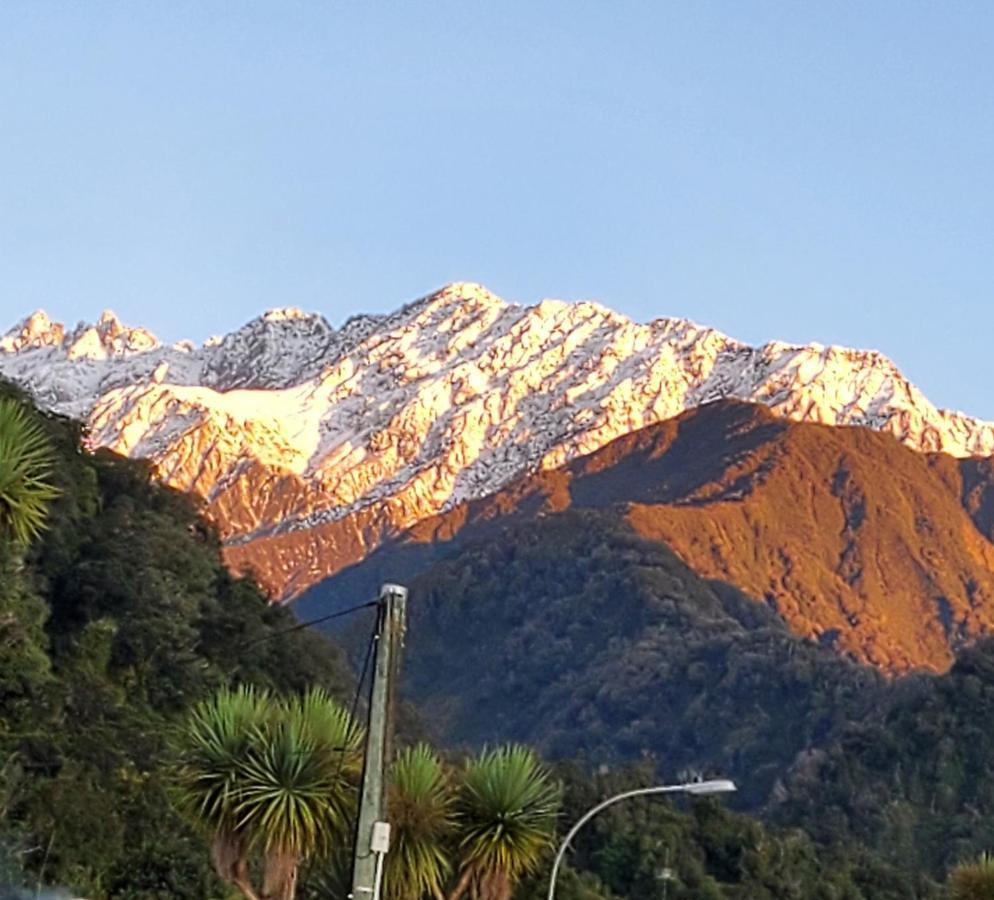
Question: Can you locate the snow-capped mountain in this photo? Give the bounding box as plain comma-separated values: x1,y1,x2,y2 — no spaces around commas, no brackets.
3,282,992,598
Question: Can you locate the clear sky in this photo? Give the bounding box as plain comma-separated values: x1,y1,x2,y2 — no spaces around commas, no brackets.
2,3,993,416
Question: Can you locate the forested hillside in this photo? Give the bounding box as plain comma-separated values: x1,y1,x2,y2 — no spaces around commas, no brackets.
0,382,352,897
393,503,994,885
0,381,983,898
399,510,884,808
301,400,994,673
518,764,933,900
776,636,994,875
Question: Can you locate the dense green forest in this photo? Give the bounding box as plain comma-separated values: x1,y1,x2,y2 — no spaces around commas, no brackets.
517,762,936,900
776,635,994,874
398,509,994,889
401,511,886,807
0,383,352,897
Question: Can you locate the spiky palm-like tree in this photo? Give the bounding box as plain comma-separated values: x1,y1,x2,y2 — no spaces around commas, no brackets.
385,744,454,900
0,399,58,549
949,852,994,899
238,690,361,900
447,745,561,900
174,685,363,900
176,685,269,897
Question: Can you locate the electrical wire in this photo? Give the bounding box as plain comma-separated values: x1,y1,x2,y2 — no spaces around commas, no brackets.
240,599,379,648
338,612,378,784
348,607,384,874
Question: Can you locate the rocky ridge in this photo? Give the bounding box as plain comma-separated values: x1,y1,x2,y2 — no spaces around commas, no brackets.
3,282,992,598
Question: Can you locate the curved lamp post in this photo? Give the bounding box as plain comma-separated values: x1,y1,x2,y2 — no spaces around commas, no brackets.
546,779,737,900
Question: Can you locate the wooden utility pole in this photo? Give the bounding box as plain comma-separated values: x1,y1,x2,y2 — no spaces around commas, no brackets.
350,583,407,900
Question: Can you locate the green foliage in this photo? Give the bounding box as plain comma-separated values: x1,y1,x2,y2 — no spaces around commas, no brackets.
451,745,561,900
775,638,994,878
0,381,353,899
175,685,362,899
383,744,838,900
0,556,54,736
948,853,994,899
0,397,58,547
515,763,933,900
386,744,454,900
236,692,358,861
175,684,272,836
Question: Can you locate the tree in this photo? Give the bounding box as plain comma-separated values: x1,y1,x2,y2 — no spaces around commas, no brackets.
448,745,561,900
0,399,57,550
174,685,362,900
0,398,56,743
385,744,454,900
949,853,994,899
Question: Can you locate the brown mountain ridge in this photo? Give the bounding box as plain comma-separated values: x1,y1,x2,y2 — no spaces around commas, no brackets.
298,400,994,673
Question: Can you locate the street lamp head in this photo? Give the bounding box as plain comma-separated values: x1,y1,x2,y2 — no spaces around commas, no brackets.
682,779,737,796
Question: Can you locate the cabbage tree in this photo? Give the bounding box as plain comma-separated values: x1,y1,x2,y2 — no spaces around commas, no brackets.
0,399,57,550
385,744,454,900
174,685,362,900
447,745,560,900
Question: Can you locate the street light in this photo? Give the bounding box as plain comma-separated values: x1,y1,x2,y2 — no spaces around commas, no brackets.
546,779,737,900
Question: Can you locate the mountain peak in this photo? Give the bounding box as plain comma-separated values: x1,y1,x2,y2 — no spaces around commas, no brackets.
261,306,318,324
64,311,159,360
198,307,336,390
236,307,332,335
2,285,994,600
439,281,505,302
27,308,55,330
412,282,509,315
0,309,65,352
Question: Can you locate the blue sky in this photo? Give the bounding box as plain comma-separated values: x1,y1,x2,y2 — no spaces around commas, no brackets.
1,3,993,416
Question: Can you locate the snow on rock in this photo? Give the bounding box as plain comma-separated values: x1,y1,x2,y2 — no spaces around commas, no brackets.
2,281,992,597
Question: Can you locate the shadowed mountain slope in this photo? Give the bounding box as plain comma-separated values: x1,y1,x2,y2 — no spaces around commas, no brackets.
400,510,885,809
774,635,994,876
299,400,994,672
403,523,994,879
